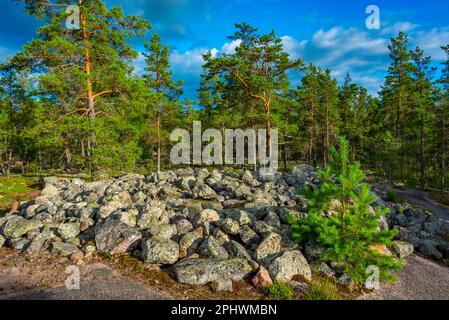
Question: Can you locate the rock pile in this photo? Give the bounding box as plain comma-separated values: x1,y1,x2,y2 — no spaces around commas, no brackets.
0,166,447,291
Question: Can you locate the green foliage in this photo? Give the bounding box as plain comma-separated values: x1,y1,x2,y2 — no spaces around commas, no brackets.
386,190,399,202
301,277,343,300
291,137,402,284
266,282,295,300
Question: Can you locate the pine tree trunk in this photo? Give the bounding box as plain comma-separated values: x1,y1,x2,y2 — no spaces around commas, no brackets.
157,104,161,172
419,116,425,190
442,113,446,192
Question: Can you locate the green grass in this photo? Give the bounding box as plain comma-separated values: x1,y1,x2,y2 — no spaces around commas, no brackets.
301,276,343,300
266,282,295,300
0,176,41,215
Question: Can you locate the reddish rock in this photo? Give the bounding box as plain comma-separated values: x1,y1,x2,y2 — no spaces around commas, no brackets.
252,266,273,289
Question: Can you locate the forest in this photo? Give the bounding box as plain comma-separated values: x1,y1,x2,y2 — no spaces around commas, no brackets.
1,0,448,194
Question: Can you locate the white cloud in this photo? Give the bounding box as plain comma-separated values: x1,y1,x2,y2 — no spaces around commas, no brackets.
170,47,218,75
221,39,242,54
281,36,307,59
413,27,449,60
381,21,418,35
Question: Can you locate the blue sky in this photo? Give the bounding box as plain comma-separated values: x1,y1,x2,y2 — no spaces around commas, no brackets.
1,0,449,99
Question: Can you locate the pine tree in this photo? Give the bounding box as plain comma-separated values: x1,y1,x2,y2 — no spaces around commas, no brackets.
142,33,183,172
291,137,401,283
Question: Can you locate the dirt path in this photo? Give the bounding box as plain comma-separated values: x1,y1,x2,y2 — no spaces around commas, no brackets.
359,255,449,300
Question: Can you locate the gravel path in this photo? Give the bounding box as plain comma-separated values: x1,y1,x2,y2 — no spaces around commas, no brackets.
359,255,449,300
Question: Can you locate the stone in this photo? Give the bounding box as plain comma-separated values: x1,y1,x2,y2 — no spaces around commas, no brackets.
179,227,204,258
25,204,40,219
254,232,282,261
227,210,254,226
41,184,59,198
419,241,443,260
212,228,229,245
115,209,138,227
239,225,260,245
198,236,229,259
219,218,240,235
289,280,309,294
95,219,142,254
57,222,81,240
142,237,179,265
173,258,252,285
318,263,336,278
51,242,79,257
304,242,325,264
264,210,281,228
175,218,193,235
70,251,84,265
0,235,5,248
224,240,251,260
194,209,220,226
196,184,217,200
137,200,166,229
148,224,177,239
337,273,354,286
2,216,40,239
251,266,273,289
234,184,252,199
269,250,312,282
390,241,414,258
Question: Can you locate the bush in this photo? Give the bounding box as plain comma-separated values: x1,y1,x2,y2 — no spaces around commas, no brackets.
266,282,294,300
291,137,402,284
386,190,399,202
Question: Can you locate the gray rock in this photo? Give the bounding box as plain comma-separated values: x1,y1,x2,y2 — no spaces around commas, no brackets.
227,210,254,226
269,250,312,282
179,227,204,258
198,236,229,259
390,241,414,258
319,262,336,278
239,225,260,245
196,184,217,200
142,237,179,264
41,184,59,198
219,218,240,235
95,219,142,254
194,209,220,226
57,222,81,240
254,232,282,261
0,235,5,248
147,224,177,239
137,200,166,229
224,240,251,260
51,241,79,256
175,219,194,235
337,273,354,286
2,216,40,239
264,210,281,228
419,241,443,260
173,258,252,285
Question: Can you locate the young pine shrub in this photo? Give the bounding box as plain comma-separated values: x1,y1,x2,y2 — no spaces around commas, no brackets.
291,137,402,284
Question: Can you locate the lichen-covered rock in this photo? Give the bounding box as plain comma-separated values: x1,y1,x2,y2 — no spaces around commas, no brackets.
173,258,252,285
194,209,220,226
147,224,177,239
137,200,166,229
142,237,179,264
198,236,229,259
179,227,203,258
227,210,254,226
269,250,312,282
224,240,251,260
0,235,5,248
2,216,40,239
41,184,59,198
390,241,414,258
219,218,240,235
175,218,193,235
95,219,142,254
51,241,79,257
239,225,260,245
57,222,81,240
195,184,217,200
254,232,282,261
